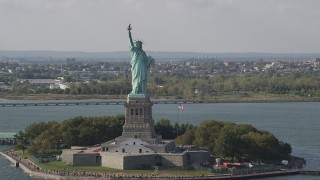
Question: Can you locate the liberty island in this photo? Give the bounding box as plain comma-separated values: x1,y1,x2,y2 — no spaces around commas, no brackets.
60,24,209,170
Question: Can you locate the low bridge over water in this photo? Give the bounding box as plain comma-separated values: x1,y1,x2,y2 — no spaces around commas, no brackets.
0,100,204,107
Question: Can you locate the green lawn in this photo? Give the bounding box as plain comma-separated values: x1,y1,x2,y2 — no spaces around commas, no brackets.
16,150,33,159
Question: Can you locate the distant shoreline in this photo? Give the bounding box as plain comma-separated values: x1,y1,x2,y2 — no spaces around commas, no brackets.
0,99,319,108
1,50,319,60
1,92,320,103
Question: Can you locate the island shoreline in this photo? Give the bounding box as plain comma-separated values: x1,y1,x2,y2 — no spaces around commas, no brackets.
0,149,309,180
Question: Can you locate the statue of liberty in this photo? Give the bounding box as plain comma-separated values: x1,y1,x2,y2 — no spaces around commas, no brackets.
127,24,154,95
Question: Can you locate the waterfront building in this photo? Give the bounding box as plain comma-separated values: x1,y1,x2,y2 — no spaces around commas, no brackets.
20,79,62,89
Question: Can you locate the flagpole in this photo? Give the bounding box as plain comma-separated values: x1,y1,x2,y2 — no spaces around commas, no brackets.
177,104,185,138
176,107,179,138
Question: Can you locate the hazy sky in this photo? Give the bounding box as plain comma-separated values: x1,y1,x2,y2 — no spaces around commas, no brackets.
0,0,319,53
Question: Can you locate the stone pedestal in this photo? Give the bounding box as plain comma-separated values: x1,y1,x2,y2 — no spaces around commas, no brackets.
115,95,160,144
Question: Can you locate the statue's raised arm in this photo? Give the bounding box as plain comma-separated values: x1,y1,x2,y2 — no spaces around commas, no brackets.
128,24,134,47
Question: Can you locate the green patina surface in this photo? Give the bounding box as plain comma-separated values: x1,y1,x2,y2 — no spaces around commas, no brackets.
128,24,154,95
127,94,149,99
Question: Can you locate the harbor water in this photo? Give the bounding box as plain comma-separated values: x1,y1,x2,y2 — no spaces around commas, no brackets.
0,101,320,179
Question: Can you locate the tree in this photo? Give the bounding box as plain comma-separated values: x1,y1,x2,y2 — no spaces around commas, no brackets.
14,131,29,154
193,120,291,162
29,124,62,154
224,77,239,92
154,119,176,139
193,120,225,151
59,115,124,147
24,121,57,141
78,126,99,146
61,127,80,147
15,115,125,154
175,128,195,145
246,131,291,161
214,124,245,160
63,75,72,82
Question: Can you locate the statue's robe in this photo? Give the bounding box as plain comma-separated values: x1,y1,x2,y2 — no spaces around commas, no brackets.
130,46,154,94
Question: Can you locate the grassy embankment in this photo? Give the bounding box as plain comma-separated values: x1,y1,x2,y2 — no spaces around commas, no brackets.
202,92,320,102
2,92,319,102
16,150,212,176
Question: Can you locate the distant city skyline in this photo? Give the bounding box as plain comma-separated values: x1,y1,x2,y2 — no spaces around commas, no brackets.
0,0,319,53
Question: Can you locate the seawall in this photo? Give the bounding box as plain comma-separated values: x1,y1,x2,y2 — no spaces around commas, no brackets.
0,151,64,180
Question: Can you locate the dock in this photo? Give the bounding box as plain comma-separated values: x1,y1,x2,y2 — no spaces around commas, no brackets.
300,169,320,176
0,133,16,145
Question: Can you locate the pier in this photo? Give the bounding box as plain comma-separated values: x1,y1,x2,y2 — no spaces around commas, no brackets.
0,100,203,107
0,133,16,145
300,169,320,176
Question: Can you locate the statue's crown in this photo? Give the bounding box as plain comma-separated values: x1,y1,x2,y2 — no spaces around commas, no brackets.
135,40,144,44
